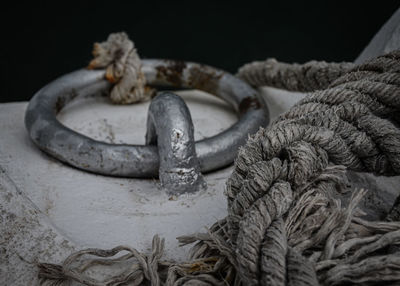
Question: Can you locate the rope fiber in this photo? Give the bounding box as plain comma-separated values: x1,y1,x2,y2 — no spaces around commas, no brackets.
38,34,400,286
88,32,152,104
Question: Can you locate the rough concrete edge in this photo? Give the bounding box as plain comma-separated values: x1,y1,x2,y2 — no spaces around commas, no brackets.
0,166,77,286
355,7,400,64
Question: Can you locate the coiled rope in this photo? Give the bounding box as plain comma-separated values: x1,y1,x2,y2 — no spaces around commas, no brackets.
38,34,400,285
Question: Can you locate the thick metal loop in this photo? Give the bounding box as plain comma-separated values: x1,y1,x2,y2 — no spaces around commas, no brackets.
146,92,205,194
25,59,269,178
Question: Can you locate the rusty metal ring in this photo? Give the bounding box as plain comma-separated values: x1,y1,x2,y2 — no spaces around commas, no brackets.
25,59,269,178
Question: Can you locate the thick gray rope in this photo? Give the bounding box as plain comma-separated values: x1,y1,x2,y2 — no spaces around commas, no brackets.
183,50,400,285
237,58,354,92
38,48,400,285
223,50,400,285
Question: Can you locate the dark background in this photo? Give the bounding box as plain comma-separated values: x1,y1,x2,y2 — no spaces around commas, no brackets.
3,2,399,103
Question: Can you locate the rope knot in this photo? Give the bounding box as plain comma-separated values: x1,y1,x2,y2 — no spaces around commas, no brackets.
88,32,151,104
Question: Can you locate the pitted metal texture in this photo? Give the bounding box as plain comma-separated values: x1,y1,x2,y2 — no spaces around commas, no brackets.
146,92,206,194
25,60,269,193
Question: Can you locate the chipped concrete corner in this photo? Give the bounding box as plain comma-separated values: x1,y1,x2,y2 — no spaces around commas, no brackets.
0,167,76,285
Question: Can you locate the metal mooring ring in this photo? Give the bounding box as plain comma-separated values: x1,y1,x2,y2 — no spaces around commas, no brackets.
25,59,269,178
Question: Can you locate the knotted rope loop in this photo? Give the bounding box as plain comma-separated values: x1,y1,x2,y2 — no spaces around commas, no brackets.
88,32,151,104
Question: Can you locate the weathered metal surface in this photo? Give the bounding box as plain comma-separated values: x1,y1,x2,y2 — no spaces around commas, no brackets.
25,60,268,178
146,92,205,194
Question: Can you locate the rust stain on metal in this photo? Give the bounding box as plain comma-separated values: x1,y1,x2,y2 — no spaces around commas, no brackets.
155,61,224,94
155,60,187,86
188,65,223,93
105,68,118,83
55,90,78,113
239,96,261,114
55,97,66,113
